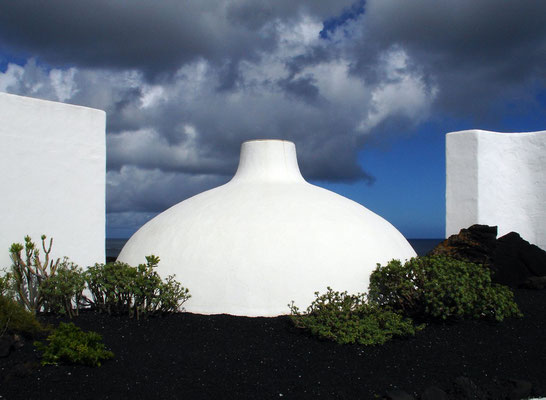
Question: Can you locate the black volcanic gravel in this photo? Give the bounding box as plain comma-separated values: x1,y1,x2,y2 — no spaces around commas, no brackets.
1,288,546,400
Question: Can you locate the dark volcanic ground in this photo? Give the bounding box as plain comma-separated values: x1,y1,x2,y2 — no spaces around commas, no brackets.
1,288,546,400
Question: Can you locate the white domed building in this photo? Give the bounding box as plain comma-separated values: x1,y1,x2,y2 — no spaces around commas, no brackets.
117,140,416,316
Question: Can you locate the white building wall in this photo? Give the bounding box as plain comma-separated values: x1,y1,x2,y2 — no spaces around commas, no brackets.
0,92,106,270
446,131,479,233
446,129,546,249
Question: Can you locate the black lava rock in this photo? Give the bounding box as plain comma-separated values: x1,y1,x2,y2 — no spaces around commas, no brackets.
492,232,546,286
0,335,14,358
430,225,546,288
384,389,415,400
428,225,498,267
421,385,448,400
451,376,486,400
508,378,533,399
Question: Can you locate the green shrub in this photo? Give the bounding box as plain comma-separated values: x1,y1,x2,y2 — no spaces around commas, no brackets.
6,235,190,320
0,271,11,297
40,259,86,318
8,235,61,314
132,255,164,318
86,260,136,315
85,255,190,319
288,288,420,345
0,295,46,338
368,256,522,321
156,274,191,313
34,322,114,366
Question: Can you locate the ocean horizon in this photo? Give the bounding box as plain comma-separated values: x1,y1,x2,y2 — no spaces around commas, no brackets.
106,238,444,259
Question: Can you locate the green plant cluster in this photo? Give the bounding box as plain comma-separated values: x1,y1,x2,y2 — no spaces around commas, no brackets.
40,260,86,318
289,255,521,346
86,255,191,319
0,295,46,338
0,271,11,297
289,288,421,345
2,235,191,319
368,256,522,321
8,235,60,314
34,322,114,367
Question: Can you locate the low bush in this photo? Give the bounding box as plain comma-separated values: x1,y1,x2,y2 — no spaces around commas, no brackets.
34,322,114,366
86,255,190,319
86,260,136,315
5,235,191,320
288,288,421,345
368,256,522,321
153,273,192,314
0,295,46,338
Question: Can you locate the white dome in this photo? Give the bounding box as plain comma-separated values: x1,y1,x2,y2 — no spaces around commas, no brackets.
117,140,416,316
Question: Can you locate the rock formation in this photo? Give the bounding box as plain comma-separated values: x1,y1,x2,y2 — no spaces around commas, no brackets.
430,224,546,287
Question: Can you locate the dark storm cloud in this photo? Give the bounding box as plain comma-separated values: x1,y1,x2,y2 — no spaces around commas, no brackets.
106,167,228,213
278,75,320,102
347,0,546,117
284,46,335,76
298,138,374,183
0,0,353,78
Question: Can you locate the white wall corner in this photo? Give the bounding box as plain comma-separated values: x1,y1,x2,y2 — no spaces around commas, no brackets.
0,92,106,271
446,129,546,250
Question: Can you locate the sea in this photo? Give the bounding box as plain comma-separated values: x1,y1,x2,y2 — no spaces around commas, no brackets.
106,238,444,260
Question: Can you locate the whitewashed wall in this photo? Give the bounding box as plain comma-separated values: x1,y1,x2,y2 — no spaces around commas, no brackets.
446,129,546,250
0,92,105,270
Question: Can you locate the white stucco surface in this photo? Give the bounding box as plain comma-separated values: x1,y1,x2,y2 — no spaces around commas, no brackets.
118,139,416,316
0,92,106,270
446,129,546,250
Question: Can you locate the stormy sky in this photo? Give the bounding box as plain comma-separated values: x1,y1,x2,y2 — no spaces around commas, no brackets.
1,0,545,237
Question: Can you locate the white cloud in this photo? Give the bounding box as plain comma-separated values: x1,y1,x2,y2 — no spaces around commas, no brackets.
358,48,437,132
107,126,217,173
140,85,165,109
49,68,78,102
0,63,24,92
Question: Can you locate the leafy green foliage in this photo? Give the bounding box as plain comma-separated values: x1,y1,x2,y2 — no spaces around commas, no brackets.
0,270,11,297
155,274,192,313
34,322,114,366
289,288,420,345
368,256,522,321
40,260,86,318
86,260,136,315
85,255,190,319
5,235,190,320
0,295,46,338
8,235,61,313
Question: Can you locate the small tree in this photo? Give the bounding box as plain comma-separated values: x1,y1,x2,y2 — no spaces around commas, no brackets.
9,235,61,314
